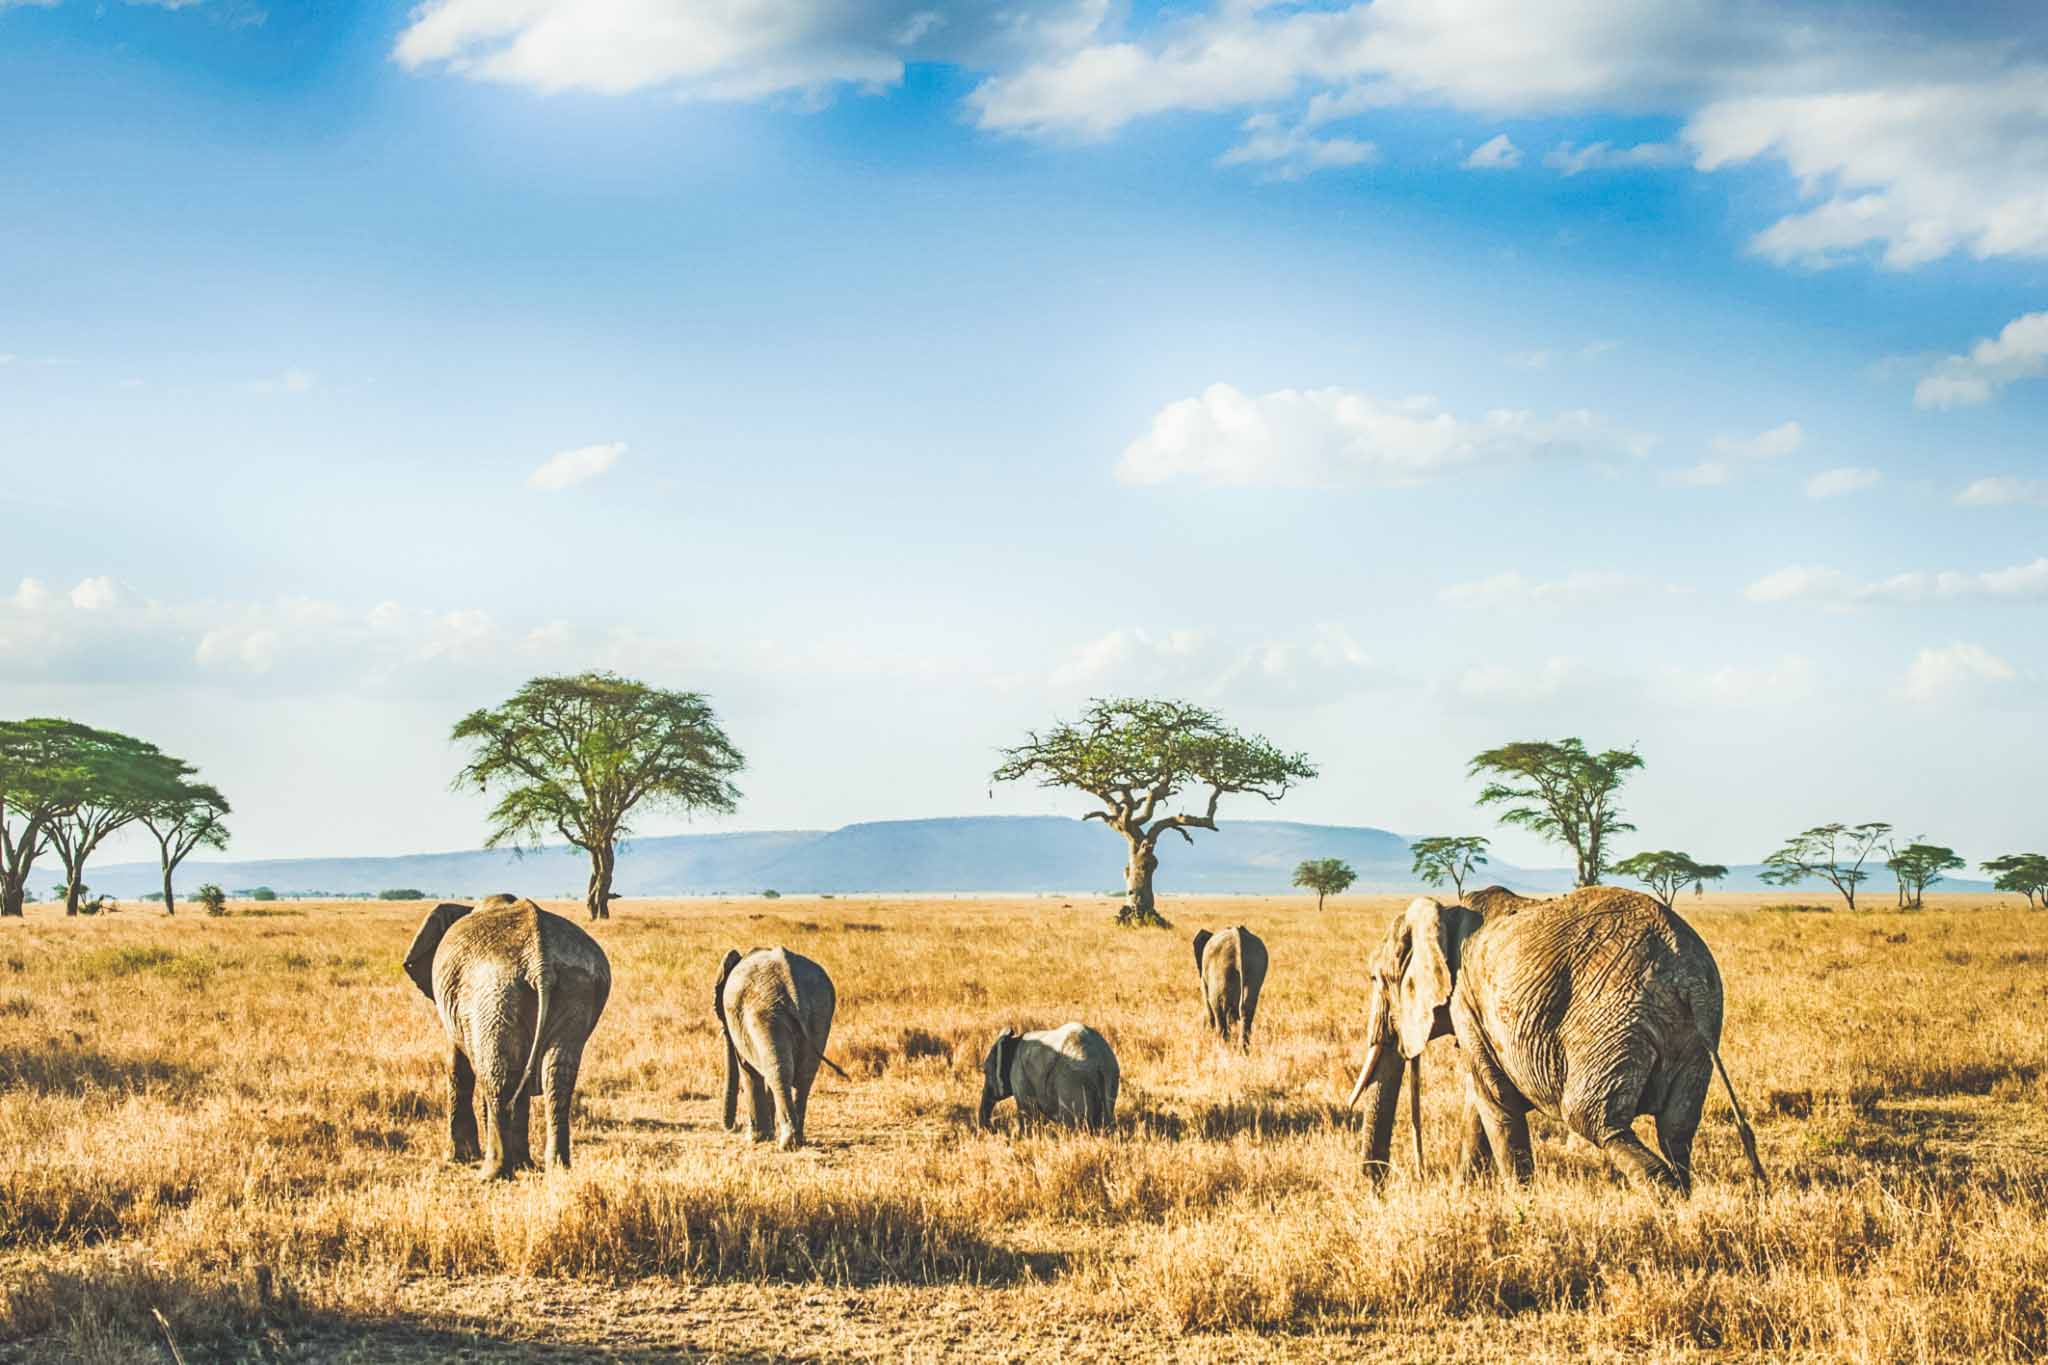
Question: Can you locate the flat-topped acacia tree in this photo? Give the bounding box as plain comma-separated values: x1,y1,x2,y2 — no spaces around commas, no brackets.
451,672,744,921
139,778,231,915
994,698,1316,927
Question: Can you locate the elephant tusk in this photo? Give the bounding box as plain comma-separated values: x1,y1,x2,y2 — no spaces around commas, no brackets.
1407,1055,1424,1174
1346,1041,1385,1108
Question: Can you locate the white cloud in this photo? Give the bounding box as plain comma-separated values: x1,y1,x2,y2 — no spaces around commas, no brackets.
196,626,280,674
247,368,316,395
1913,312,2048,409
1805,466,1881,499
528,441,626,492
1903,642,2017,703
1956,476,2048,508
1117,383,1652,489
1050,622,1391,706
68,576,127,610
1458,655,1575,700
1682,655,1819,707
1437,570,1641,610
1746,557,2048,605
11,578,50,610
1506,339,1615,370
1463,133,1521,169
1710,420,1803,460
1218,112,1377,180
1543,140,1679,175
394,0,1108,102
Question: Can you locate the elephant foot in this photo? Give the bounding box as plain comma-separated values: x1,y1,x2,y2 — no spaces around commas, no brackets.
776,1132,804,1152
448,1146,482,1165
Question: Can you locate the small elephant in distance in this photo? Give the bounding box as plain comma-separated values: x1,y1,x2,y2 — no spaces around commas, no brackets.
1192,925,1267,1049
978,1022,1119,1134
715,946,844,1150
402,894,611,1181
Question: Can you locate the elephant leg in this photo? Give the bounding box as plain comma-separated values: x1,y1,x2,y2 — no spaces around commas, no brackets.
541,1041,585,1171
1653,1063,1712,1196
1240,995,1258,1051
479,1086,522,1181
745,1067,775,1142
447,1046,481,1164
503,1086,536,1172
1457,1083,1495,1184
1463,1039,1534,1184
1596,1124,1685,1193
790,1049,821,1149
1581,1069,1685,1193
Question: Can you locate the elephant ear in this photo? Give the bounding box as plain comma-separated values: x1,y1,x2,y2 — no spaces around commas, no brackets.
1394,897,1457,1058
1191,929,1212,976
713,948,743,1026
992,1028,1019,1098
402,902,472,1002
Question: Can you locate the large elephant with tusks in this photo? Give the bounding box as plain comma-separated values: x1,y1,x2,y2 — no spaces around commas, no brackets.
1347,887,1766,1194
403,894,611,1180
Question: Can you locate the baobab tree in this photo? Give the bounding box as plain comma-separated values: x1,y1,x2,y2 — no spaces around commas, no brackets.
994,698,1315,927
452,672,744,921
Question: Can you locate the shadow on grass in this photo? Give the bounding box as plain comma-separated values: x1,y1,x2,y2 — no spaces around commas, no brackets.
1127,1098,1349,1142
0,1043,204,1098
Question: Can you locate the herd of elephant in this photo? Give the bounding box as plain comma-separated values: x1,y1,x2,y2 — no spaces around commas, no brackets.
401,885,1768,1195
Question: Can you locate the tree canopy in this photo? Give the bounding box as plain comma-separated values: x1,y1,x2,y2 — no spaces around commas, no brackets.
138,778,230,916
1292,857,1357,910
1470,739,1642,887
1409,835,1490,901
1885,840,1964,909
1612,850,1729,907
993,697,1315,927
1759,822,1891,911
1983,854,2048,909
451,672,745,920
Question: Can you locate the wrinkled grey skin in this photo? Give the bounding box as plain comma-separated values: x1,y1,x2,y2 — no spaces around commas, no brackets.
1346,888,1766,1194
1192,925,1267,1050
978,1022,1119,1133
715,946,838,1150
403,894,611,1181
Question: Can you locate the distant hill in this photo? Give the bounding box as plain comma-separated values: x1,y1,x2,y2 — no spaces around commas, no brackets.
77,816,1988,899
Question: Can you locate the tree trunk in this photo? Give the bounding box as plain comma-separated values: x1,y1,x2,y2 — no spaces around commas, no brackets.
1118,838,1165,927
0,877,20,918
161,864,176,916
64,870,82,917
1316,889,1326,912
585,841,614,921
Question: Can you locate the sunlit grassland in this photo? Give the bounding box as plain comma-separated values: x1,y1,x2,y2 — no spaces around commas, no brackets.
3,891,2045,1361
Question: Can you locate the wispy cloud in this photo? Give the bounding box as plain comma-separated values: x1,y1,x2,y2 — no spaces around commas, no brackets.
1805,466,1881,499
1746,557,2048,605
528,441,626,492
1956,476,2048,508
1710,420,1802,460
1543,140,1680,175
1438,570,1643,609
1914,312,2048,409
1903,642,2017,703
1463,133,1521,170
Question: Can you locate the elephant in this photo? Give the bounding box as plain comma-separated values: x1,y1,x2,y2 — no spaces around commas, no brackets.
978,1022,1119,1133
1345,887,1766,1194
402,894,611,1181
714,946,843,1150
1464,885,1538,919
1191,925,1267,1049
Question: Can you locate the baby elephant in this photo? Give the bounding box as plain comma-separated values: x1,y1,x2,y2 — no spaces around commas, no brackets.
978,1022,1119,1133
715,946,843,1150
402,894,611,1181
1192,925,1268,1049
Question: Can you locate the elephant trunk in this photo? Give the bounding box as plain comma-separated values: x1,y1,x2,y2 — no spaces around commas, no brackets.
977,1079,998,1130
1353,1038,1406,1176
1406,1054,1424,1174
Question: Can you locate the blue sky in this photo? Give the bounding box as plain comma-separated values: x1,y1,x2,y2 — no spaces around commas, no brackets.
2,0,2044,874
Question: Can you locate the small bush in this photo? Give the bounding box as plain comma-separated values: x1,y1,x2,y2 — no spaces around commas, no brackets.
246,886,278,902
193,885,228,917
376,889,426,901
761,889,782,899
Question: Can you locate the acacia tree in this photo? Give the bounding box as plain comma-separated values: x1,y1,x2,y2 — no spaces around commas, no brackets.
1409,835,1490,901
994,698,1316,928
139,779,231,916
1885,840,1964,910
1983,854,2048,909
44,726,193,917
1469,739,1642,888
0,720,79,917
451,672,745,921
1759,821,1891,911
1611,850,1729,907
1292,857,1357,910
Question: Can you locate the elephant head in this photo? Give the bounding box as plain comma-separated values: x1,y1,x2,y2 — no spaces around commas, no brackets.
1345,896,1484,1174
715,947,743,1130
402,901,473,1001
978,1027,1021,1129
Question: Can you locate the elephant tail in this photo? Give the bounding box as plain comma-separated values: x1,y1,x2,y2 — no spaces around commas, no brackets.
517,937,554,1103
792,1012,849,1080
1709,1044,1769,1191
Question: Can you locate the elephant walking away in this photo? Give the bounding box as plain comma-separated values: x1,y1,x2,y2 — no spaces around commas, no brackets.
979,1022,1119,1133
716,946,843,1150
403,894,611,1181
1346,888,1766,1194
1192,925,1267,1049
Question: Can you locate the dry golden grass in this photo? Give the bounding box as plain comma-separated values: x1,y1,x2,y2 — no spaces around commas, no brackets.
3,890,2046,1361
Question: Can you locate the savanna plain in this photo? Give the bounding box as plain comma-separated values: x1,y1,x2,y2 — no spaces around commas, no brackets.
3,891,2046,1363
